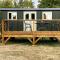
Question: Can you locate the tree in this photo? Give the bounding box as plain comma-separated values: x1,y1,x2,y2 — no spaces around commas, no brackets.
23,0,33,8
14,0,33,8
0,1,3,8
3,0,13,8
14,0,18,8
0,0,33,8
0,0,14,8
38,0,60,8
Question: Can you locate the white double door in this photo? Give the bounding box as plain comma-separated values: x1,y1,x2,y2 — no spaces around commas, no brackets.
24,11,36,31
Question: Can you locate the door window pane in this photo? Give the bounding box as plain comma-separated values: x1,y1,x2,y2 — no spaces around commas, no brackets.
8,12,17,20
9,13,11,19
12,12,17,20
31,14,35,19
26,14,29,19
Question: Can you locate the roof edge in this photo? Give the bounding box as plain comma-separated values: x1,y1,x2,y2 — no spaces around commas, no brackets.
0,8,60,11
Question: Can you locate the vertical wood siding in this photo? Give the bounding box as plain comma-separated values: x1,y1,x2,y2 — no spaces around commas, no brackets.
1,10,60,31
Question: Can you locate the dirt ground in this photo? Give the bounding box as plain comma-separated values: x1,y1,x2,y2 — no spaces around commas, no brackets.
0,39,60,60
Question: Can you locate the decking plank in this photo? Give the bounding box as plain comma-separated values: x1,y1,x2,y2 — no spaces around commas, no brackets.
4,31,33,35
3,31,60,37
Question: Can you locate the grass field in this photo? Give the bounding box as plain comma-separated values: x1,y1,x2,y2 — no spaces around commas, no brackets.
0,38,60,60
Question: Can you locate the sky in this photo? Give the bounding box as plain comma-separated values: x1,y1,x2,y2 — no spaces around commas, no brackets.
32,0,39,8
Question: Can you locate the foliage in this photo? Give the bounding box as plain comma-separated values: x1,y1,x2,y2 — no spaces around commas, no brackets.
15,0,33,8
0,0,33,8
38,0,60,8
0,0,14,8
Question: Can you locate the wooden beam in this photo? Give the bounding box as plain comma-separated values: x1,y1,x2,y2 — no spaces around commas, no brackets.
56,37,60,42
2,22,4,45
2,37,5,45
5,37,10,44
27,38,32,44
32,20,36,45
32,37,35,45
35,37,41,44
4,35,33,37
0,36,2,43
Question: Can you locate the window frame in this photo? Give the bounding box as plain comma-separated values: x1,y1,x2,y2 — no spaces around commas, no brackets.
42,11,52,20
7,12,17,20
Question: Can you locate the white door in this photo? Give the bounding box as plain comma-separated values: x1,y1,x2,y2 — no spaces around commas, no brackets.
24,11,36,31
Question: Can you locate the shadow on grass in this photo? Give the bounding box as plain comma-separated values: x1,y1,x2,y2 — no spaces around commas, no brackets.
6,37,60,47
37,38,60,47
7,38,32,45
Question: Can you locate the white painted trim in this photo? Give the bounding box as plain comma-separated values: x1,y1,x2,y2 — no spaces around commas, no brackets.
7,12,12,20
24,11,37,20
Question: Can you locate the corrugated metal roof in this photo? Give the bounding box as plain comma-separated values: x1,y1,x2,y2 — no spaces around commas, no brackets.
0,8,60,11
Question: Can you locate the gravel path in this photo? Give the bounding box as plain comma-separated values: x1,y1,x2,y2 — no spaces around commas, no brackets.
0,44,60,60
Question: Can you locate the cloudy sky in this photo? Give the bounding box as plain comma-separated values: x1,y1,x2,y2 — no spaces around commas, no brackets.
32,0,39,8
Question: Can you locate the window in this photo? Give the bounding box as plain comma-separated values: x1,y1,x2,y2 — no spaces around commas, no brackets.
31,13,35,19
9,13,11,19
12,12,17,20
8,12,17,20
42,12,52,20
43,13,46,19
26,14,29,19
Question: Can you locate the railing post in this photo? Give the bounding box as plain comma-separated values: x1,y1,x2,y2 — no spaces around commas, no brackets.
32,20,35,45
8,20,9,31
2,19,5,45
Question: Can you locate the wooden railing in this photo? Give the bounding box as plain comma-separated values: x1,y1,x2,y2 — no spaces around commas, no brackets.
2,19,60,32
0,23,2,33
1,19,60,44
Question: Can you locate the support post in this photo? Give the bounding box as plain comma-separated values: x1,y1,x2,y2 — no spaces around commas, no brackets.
2,36,4,45
2,19,5,45
56,37,60,42
5,37,10,44
27,37,32,44
35,37,41,44
32,20,35,45
32,36,35,45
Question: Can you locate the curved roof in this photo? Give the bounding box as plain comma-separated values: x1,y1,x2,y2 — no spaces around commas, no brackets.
0,8,60,11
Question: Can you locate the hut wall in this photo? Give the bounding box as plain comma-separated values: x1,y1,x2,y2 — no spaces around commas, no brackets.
52,11,60,19
37,11,42,19
2,10,23,31
37,10,60,31
2,10,60,31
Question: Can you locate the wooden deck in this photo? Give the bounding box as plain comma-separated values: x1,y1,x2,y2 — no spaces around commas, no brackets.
1,19,60,45
4,31,33,37
3,31,60,37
